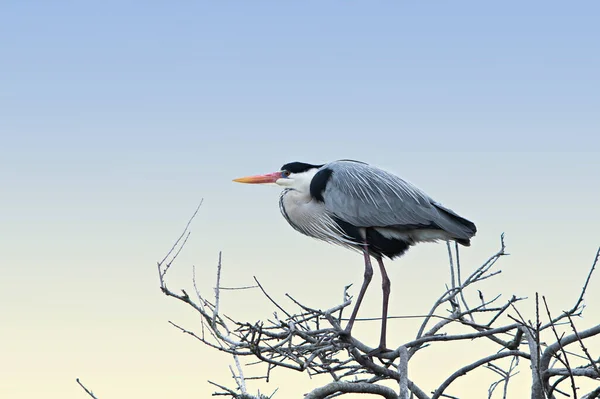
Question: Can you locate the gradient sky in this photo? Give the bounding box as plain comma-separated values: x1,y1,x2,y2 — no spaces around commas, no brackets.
2,2,600,398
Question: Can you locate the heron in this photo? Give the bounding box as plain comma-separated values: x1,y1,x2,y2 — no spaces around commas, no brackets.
233,160,476,352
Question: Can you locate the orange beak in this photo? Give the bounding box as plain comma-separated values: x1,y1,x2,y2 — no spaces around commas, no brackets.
233,172,281,184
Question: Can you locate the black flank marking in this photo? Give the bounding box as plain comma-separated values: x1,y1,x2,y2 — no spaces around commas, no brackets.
366,229,411,259
310,168,333,202
332,217,363,244
281,162,324,174
332,217,412,259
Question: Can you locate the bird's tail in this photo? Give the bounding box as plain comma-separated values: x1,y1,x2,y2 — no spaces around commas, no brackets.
433,204,477,246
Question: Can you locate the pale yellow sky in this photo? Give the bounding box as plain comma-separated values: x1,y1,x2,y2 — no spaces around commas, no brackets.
2,152,599,398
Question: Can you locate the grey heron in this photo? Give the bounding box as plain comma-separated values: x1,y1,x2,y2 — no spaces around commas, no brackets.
233,160,476,352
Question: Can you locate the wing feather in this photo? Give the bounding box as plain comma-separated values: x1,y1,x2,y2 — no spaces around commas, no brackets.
321,161,476,239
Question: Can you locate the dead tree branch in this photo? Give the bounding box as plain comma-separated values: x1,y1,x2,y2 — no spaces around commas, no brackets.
76,378,99,399
303,381,399,399
157,207,599,399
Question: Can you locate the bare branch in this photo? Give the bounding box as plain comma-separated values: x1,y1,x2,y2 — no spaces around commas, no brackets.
76,378,99,399
543,296,578,398
566,314,600,378
156,211,598,399
570,247,600,315
582,386,600,399
158,200,203,282
447,241,456,291
398,346,409,399
214,252,223,326
254,276,293,320
304,381,399,399
545,367,600,378
541,319,600,393
432,351,529,399
519,325,545,399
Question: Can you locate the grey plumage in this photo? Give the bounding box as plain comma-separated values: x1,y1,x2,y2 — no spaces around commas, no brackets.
320,160,476,246
277,160,476,259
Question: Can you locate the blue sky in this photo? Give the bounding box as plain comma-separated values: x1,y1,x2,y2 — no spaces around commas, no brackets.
3,1,599,157
2,2,600,398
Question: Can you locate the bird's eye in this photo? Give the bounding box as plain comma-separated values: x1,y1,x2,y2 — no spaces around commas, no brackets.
281,170,291,178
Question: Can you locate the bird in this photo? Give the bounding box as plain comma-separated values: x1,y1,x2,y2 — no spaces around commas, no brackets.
233,160,476,353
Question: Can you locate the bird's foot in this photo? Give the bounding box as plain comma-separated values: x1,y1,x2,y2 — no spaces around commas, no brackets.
366,345,393,359
338,327,352,341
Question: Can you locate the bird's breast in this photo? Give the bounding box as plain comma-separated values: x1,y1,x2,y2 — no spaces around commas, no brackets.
280,189,321,226
279,189,350,245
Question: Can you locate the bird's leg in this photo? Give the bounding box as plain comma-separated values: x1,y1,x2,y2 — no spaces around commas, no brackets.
375,255,391,352
344,244,373,335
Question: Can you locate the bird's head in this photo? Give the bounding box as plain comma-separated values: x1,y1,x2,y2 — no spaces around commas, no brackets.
233,162,323,191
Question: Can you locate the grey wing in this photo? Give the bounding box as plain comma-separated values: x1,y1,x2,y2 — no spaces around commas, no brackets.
321,161,476,239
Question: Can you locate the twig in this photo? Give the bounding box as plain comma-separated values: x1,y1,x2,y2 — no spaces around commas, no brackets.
431,350,529,399
569,247,600,314
76,378,99,399
253,276,293,319
447,241,456,290
542,296,578,399
566,314,600,378
214,252,223,326
455,241,475,322
232,353,248,394
158,200,203,281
